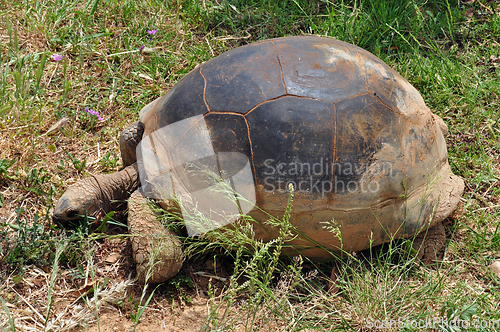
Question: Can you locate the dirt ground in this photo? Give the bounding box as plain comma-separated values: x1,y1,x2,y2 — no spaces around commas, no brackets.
80,301,210,332
73,234,230,332
72,249,229,332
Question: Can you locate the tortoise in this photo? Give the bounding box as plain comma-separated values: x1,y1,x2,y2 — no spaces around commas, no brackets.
53,35,464,283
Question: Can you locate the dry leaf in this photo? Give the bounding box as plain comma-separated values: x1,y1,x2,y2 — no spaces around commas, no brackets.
104,253,121,264
41,117,70,136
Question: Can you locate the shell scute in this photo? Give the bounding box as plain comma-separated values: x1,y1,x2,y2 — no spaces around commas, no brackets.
140,66,207,132
202,41,286,113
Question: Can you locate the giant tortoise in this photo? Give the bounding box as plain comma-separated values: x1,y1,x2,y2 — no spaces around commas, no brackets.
53,35,464,283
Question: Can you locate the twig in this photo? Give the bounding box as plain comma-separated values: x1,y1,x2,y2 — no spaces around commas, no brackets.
10,288,46,326
40,117,70,136
205,37,214,57
5,125,29,130
214,33,251,41
106,49,141,57
472,203,500,212
46,62,58,88
193,271,227,282
106,47,162,57
478,1,494,14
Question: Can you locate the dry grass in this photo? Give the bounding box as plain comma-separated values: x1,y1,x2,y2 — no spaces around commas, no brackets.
1,0,500,331
1,270,135,331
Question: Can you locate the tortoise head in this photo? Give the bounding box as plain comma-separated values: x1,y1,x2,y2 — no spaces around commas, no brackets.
52,178,103,228
52,164,139,228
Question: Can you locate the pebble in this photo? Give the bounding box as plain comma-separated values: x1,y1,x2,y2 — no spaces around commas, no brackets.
490,261,500,280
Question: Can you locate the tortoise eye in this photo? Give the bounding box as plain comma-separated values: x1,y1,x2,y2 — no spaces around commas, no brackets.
66,210,78,219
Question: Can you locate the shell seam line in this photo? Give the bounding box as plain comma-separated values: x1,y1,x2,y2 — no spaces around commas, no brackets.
243,116,258,191
271,40,287,94
370,90,399,113
204,111,246,117
199,64,211,112
328,104,337,208
242,93,339,117
203,92,380,117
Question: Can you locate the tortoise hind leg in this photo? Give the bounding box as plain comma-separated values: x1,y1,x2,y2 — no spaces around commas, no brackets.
128,190,184,283
412,221,446,264
119,121,144,167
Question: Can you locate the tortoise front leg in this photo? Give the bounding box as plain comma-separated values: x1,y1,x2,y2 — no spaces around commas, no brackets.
412,221,446,264
119,121,144,167
128,190,184,283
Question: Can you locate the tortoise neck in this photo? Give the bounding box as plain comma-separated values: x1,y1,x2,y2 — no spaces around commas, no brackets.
92,163,139,212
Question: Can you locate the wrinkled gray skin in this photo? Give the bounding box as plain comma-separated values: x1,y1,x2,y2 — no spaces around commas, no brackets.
52,164,139,226
53,121,184,283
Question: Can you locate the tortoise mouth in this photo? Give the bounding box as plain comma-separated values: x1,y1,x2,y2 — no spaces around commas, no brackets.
52,213,87,229
52,215,70,229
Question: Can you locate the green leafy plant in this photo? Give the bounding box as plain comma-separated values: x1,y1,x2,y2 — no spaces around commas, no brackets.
162,274,194,306
100,152,119,172
0,158,15,181
62,149,87,173
2,209,55,271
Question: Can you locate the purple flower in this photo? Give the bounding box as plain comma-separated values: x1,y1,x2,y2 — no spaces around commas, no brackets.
140,45,145,51
52,54,64,61
147,29,157,36
85,107,104,121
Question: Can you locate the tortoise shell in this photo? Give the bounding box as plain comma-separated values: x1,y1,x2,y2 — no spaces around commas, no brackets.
137,36,464,257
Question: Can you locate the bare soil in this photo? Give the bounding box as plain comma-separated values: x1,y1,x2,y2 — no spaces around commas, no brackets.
79,301,209,332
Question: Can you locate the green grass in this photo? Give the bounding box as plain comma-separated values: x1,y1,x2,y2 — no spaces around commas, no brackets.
1,0,500,330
